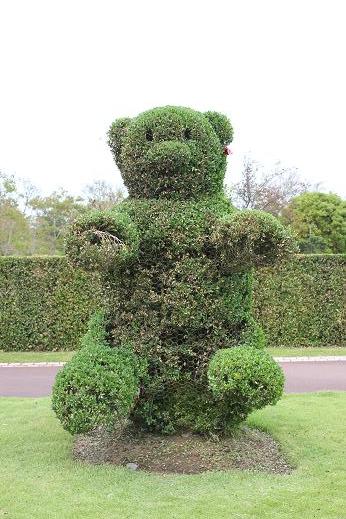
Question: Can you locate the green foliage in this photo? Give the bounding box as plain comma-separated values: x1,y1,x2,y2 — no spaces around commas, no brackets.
0,171,17,199
0,202,31,255
253,254,346,347
0,172,33,255
282,192,346,253
204,111,234,145
239,317,266,349
208,347,284,417
0,255,344,352
65,209,139,272
0,256,103,351
52,321,141,434
52,311,143,434
29,189,86,255
0,171,124,256
210,209,297,272
51,105,296,434
79,309,109,347
298,234,329,253
107,106,229,199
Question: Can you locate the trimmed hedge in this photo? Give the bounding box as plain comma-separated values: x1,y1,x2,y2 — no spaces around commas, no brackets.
253,254,345,347
0,256,102,351
0,254,344,351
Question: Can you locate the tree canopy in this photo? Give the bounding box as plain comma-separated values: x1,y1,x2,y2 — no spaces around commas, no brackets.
282,192,346,253
0,171,124,255
230,155,309,216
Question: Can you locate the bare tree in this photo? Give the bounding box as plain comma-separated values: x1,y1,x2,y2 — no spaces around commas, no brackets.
230,155,310,216
83,180,125,210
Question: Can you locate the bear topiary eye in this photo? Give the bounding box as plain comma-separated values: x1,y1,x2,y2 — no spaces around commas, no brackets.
146,129,153,141
184,128,192,140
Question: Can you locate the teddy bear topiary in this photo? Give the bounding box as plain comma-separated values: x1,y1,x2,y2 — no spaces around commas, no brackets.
52,106,295,435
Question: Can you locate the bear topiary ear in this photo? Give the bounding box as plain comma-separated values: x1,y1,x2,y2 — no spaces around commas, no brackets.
204,111,233,145
107,118,132,168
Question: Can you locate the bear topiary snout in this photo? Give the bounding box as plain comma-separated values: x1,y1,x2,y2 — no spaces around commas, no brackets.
146,141,192,176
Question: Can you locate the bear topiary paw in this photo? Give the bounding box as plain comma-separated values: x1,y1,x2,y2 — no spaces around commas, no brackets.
52,343,142,434
207,346,284,424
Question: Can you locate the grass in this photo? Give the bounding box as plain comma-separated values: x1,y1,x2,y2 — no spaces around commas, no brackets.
0,350,75,363
267,346,346,357
0,393,345,518
1,347,345,363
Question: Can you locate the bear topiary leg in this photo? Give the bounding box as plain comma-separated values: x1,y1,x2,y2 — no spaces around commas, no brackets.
207,346,284,428
52,311,144,434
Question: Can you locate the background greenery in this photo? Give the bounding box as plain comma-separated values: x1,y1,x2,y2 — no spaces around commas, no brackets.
282,192,346,253
0,171,125,256
253,254,345,347
0,254,344,351
0,256,102,351
2,168,345,257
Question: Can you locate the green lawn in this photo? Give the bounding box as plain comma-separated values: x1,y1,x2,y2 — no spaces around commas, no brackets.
1,347,346,363
267,346,346,357
0,393,345,519
0,350,75,363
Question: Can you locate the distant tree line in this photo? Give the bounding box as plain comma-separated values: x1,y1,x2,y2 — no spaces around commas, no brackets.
230,156,345,254
0,172,124,255
1,157,345,256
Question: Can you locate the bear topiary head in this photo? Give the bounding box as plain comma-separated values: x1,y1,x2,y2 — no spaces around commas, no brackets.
108,106,233,200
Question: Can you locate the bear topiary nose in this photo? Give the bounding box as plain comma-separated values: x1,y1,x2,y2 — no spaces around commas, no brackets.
146,141,192,175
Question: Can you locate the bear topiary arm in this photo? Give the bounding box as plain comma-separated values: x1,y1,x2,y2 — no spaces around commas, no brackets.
65,209,139,272
210,210,297,272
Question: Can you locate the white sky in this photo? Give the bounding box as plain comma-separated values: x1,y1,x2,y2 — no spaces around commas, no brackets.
1,0,345,197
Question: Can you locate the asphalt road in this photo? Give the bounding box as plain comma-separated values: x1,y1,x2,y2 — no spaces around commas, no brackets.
0,361,346,397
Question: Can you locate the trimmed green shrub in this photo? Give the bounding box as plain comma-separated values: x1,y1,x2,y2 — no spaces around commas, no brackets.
0,256,103,351
210,210,297,272
52,105,294,435
208,346,284,425
79,309,108,347
65,209,139,272
52,351,140,435
253,254,346,347
107,106,233,200
52,310,146,434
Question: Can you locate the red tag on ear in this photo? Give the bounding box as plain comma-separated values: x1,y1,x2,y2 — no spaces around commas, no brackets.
224,146,232,155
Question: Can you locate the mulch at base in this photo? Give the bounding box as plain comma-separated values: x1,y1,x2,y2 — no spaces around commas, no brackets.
73,424,293,475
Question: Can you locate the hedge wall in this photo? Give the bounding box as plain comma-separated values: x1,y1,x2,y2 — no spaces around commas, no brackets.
253,254,345,347
0,257,103,351
0,255,344,351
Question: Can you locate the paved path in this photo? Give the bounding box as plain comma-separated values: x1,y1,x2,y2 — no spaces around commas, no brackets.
0,366,59,397
282,361,346,393
0,360,346,397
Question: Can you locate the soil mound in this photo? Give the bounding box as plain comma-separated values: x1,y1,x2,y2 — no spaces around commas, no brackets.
73,425,293,475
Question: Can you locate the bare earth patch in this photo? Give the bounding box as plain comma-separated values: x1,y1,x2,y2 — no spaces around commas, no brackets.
73,425,293,475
